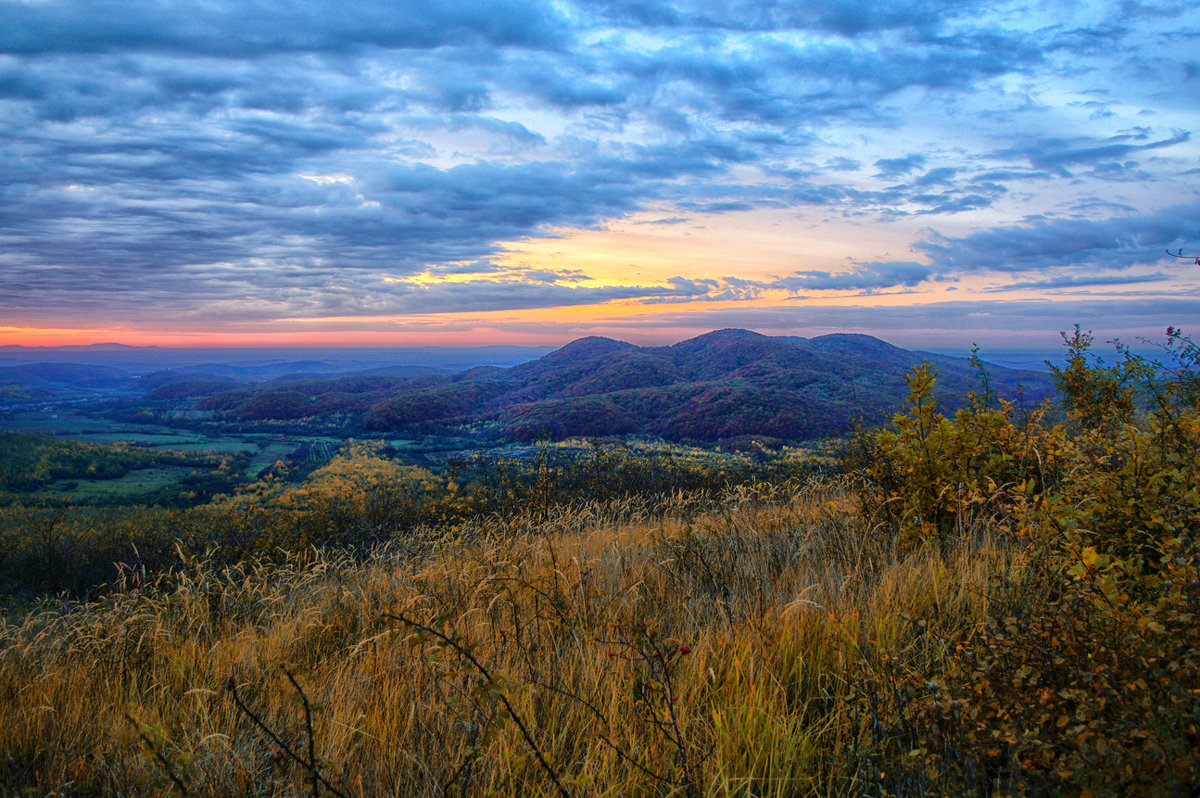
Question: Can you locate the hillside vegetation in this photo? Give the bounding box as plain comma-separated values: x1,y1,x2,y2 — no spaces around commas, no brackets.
0,328,1196,795
193,330,1052,443
0,433,243,506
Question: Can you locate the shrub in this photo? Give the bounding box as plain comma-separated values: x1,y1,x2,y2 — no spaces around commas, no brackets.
850,328,1200,795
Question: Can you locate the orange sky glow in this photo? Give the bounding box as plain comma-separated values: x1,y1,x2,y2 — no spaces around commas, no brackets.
3,1,1199,354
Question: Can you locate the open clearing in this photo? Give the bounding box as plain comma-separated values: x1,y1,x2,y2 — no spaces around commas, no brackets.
36,466,195,501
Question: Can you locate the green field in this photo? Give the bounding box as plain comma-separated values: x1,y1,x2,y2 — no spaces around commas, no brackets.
245,443,296,477
35,466,195,501
2,409,334,459
0,410,173,439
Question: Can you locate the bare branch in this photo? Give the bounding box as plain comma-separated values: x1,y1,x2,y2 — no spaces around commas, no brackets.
1164,248,1200,265
383,611,573,798
227,673,347,798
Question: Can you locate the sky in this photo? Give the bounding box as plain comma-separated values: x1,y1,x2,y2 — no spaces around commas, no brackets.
1,0,1198,352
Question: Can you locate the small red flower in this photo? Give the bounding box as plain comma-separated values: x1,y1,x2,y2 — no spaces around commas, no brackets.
671,696,678,702
607,651,614,657
678,646,690,655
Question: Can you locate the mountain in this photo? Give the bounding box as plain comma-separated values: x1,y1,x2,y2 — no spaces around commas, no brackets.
192,330,1053,444
0,362,133,388
0,344,553,373
142,375,243,400
0,342,147,352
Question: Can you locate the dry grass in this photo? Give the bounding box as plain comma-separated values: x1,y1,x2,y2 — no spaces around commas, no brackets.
0,478,1010,796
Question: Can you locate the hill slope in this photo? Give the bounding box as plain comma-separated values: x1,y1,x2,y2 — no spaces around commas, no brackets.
196,330,1052,443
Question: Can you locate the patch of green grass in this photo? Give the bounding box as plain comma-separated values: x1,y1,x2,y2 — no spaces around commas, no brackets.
0,411,125,437
2,411,197,444
245,443,295,477
157,439,260,453
37,466,195,501
71,432,204,445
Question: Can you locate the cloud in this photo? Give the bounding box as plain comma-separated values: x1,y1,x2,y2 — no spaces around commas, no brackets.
0,0,1197,336
759,201,1200,293
991,131,1191,177
983,273,1173,292
0,0,568,56
468,297,1200,352
826,157,861,171
774,262,934,291
875,155,927,177
913,167,958,186
916,202,1200,273
584,0,996,37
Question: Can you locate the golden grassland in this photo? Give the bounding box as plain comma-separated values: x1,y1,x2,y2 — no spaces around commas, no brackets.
1,329,1198,796
1,481,1010,796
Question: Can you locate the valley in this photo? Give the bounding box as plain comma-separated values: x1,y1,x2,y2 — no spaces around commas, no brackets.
0,329,1052,508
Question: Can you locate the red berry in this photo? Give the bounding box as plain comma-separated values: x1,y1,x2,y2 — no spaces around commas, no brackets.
679,646,690,655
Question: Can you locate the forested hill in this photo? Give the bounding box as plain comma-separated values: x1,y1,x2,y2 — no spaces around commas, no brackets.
197,329,1053,443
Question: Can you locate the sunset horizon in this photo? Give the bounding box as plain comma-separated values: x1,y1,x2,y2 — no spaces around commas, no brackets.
2,1,1197,352
4,2,1200,791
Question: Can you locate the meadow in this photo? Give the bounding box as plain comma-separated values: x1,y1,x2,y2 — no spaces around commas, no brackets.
0,330,1196,795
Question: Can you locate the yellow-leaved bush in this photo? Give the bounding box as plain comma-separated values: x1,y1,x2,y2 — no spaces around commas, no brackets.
852,328,1200,795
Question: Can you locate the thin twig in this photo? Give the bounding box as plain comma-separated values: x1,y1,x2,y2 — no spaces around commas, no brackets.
123,712,190,796
636,635,696,798
529,677,677,787
1165,248,1200,265
282,669,321,798
384,611,572,798
227,674,347,798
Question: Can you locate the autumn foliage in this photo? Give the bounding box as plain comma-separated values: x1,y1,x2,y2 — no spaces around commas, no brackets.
852,326,1200,794
0,328,1196,795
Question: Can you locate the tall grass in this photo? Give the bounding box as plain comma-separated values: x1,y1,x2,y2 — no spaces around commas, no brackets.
8,332,1197,794
0,479,1008,795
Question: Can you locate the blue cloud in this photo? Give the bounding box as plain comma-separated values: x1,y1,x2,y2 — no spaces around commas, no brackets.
767,201,1200,292
0,0,1196,334
991,131,1190,177
774,262,934,291
875,155,927,177
916,202,1200,273
0,0,568,56
983,273,1173,292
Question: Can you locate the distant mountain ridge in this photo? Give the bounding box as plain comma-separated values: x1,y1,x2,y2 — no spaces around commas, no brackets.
0,342,148,351
197,329,1054,443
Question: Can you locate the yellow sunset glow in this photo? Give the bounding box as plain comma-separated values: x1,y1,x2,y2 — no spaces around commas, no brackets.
491,209,894,284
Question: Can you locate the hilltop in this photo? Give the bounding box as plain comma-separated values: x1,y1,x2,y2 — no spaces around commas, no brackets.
194,329,1051,442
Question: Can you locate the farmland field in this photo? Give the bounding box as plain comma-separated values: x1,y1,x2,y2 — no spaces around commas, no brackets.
34,466,196,501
